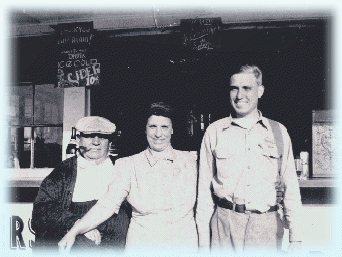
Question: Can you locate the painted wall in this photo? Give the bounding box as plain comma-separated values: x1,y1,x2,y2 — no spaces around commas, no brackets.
5,203,338,254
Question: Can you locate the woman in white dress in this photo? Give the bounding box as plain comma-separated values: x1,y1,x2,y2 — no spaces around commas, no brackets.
58,102,198,254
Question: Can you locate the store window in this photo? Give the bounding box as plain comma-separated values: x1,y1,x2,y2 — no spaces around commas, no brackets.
7,84,63,168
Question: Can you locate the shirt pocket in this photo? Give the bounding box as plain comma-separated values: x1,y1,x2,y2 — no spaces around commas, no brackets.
214,148,237,176
259,143,281,182
260,143,280,158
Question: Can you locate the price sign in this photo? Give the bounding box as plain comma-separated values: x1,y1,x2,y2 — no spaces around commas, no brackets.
54,22,100,88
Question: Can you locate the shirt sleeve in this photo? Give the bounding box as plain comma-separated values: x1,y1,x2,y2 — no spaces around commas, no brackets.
280,127,303,242
97,157,131,214
196,129,216,249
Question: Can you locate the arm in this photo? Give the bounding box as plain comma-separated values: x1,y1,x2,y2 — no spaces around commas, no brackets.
280,129,303,245
31,165,81,234
58,203,115,253
95,200,131,243
196,130,216,250
59,158,131,253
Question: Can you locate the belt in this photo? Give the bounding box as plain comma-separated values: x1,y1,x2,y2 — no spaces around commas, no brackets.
216,197,278,214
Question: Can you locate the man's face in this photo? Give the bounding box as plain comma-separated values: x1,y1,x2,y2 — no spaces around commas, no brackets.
146,115,173,152
78,134,110,160
229,73,264,118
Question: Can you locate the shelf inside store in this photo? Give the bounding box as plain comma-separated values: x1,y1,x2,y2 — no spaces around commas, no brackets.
298,177,336,188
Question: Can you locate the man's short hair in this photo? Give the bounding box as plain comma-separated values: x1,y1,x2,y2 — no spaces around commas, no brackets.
146,102,174,124
233,64,263,86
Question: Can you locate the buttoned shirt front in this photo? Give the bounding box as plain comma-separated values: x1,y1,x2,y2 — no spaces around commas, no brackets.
98,147,198,250
196,112,302,248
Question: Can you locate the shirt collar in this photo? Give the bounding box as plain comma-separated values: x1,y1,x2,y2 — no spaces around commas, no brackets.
77,153,110,169
222,110,269,131
145,146,176,167
259,114,272,131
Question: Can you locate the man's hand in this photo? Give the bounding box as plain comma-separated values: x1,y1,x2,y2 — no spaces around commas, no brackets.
288,241,302,254
84,228,101,245
58,230,77,254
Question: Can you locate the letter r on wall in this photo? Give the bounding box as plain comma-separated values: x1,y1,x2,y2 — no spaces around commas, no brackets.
10,216,26,249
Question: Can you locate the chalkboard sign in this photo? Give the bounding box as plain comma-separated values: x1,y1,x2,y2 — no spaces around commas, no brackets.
52,21,94,47
181,18,222,51
57,48,100,88
54,22,100,88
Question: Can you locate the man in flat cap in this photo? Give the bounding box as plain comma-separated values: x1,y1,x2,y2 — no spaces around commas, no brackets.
32,116,131,253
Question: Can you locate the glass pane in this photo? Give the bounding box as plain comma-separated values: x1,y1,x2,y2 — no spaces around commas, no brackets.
7,127,33,168
8,85,33,126
34,127,63,168
6,127,21,168
34,84,64,125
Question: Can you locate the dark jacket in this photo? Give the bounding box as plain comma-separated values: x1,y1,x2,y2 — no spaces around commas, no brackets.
31,156,131,253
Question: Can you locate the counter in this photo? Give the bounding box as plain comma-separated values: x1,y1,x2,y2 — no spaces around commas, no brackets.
6,168,337,204
6,168,337,187
5,169,338,254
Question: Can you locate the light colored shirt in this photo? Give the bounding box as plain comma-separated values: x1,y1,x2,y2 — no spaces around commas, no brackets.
98,147,198,251
72,155,114,202
196,112,303,248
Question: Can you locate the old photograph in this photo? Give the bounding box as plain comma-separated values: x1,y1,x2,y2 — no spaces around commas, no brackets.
1,2,341,255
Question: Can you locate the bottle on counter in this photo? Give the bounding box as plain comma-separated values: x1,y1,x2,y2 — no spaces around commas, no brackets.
295,156,302,179
66,127,77,159
300,151,309,180
299,138,310,180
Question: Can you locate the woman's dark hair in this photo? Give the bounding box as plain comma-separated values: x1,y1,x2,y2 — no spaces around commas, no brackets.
146,102,174,124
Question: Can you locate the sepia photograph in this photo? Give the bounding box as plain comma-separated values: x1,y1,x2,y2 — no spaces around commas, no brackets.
1,1,341,256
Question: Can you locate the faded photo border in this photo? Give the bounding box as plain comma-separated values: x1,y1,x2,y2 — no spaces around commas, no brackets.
1,1,342,256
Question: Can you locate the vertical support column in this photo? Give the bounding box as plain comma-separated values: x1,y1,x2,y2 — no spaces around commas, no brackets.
85,88,91,117
62,87,86,160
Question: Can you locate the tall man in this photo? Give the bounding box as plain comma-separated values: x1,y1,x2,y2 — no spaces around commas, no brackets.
196,65,302,254
32,116,131,253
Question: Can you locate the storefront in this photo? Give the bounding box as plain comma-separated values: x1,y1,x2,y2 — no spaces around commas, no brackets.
6,8,338,253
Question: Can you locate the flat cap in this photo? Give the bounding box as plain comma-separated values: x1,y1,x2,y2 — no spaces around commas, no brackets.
75,116,116,134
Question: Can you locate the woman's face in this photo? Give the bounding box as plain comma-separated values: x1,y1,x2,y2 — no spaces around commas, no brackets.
146,115,173,152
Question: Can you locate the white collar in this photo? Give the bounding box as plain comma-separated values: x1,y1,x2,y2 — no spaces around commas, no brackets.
77,154,110,169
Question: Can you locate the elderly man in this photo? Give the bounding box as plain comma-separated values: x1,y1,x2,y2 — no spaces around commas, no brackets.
196,65,303,254
31,116,131,253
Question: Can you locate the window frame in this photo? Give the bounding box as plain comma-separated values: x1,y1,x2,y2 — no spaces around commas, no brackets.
8,83,64,169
